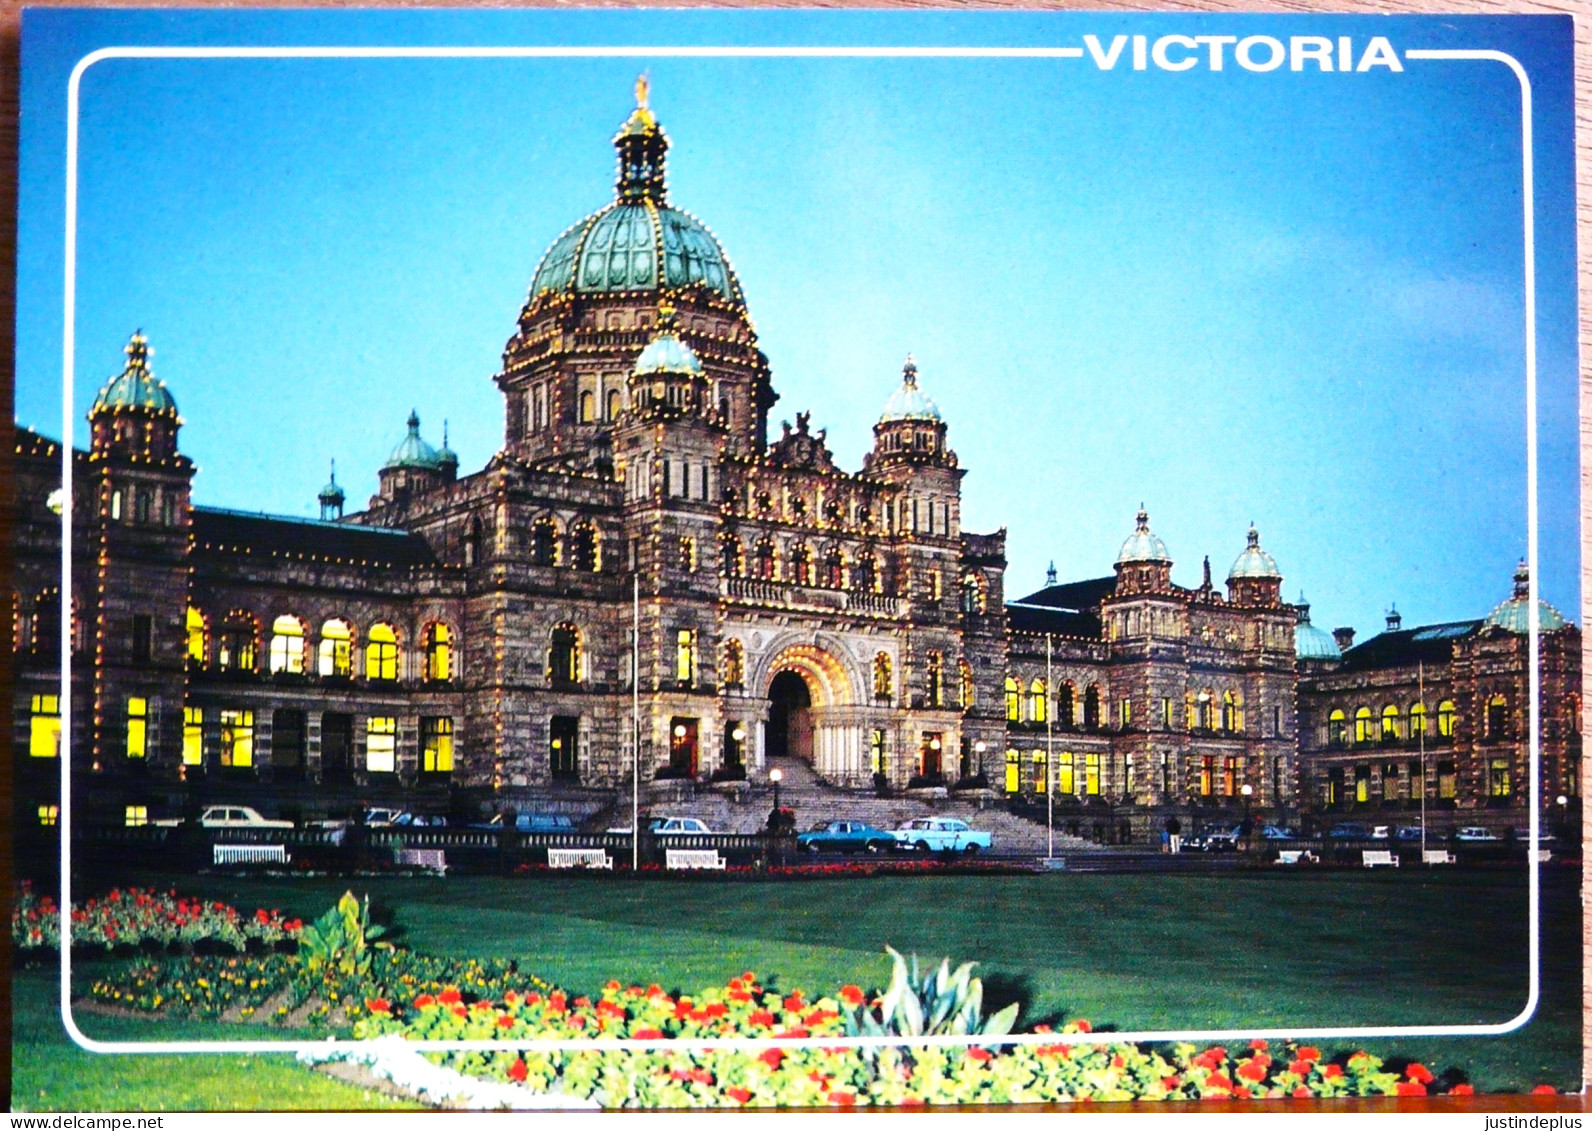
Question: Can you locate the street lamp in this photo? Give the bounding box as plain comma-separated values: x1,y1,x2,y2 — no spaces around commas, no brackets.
769,767,783,813
1240,783,1254,848
974,740,987,778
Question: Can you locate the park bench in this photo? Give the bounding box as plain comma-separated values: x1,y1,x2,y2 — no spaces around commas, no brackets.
1361,849,1399,868
213,843,289,866
666,848,726,871
548,847,613,870
1423,849,1456,865
395,847,448,874
1533,848,1552,863
1276,850,1304,865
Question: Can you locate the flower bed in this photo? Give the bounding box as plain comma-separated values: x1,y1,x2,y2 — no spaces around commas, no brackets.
14,883,301,954
351,975,1480,1107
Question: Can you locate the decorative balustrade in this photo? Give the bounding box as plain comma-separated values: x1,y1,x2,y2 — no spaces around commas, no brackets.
723,577,905,618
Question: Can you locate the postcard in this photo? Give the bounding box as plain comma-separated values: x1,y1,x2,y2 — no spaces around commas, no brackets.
10,8,1582,1112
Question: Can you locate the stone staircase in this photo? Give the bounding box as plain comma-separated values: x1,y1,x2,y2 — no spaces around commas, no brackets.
638,756,1096,855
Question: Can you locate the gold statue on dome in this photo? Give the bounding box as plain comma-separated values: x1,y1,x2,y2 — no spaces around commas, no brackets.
635,73,650,110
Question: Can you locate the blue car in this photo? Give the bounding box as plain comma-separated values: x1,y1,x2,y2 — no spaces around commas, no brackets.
796,820,896,854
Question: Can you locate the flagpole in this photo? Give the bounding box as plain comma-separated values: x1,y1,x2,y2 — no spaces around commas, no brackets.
1419,661,1427,859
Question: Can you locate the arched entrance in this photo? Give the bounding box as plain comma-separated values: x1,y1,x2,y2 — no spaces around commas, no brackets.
767,670,813,762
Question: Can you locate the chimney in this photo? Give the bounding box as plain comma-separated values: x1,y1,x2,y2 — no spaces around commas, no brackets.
1333,626,1356,652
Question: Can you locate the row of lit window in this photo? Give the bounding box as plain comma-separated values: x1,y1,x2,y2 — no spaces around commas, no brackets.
1001,750,1105,795
525,518,601,571
1326,701,1459,744
1002,682,1247,734
186,609,452,682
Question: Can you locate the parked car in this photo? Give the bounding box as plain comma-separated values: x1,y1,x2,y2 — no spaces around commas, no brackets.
797,820,896,854
1370,825,1391,840
473,812,577,832
1187,827,1239,852
1509,827,1555,843
1260,825,1299,840
1326,822,1372,840
392,812,448,828
1455,826,1502,842
1395,826,1428,842
362,807,407,827
891,817,992,854
154,805,293,830
649,817,714,836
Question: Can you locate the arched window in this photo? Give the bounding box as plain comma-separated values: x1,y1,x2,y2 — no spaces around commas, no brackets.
1486,695,1509,739
579,391,595,423
268,615,305,674
678,536,697,573
1057,683,1075,727
791,544,812,586
607,389,622,420
925,651,943,708
366,624,399,681
569,521,600,572
873,653,893,702
1194,690,1214,731
824,547,846,589
853,552,878,593
217,611,258,673
1381,704,1401,741
754,537,777,581
1222,691,1241,733
1084,686,1102,732
1029,679,1048,724
960,574,984,615
186,607,207,666
425,623,452,682
720,534,744,577
531,518,558,567
1354,706,1374,744
548,623,580,683
959,659,975,710
1409,702,1427,736
722,639,745,687
1005,677,1021,721
1328,708,1347,747
1437,699,1457,738
319,619,353,677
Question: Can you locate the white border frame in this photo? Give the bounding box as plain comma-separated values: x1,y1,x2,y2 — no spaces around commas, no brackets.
53,40,1544,1057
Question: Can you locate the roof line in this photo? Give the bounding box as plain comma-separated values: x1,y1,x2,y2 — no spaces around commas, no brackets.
193,505,413,537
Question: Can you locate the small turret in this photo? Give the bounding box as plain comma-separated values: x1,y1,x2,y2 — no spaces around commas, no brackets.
375,410,449,506
1113,506,1173,595
89,331,182,461
318,461,346,521
865,356,956,471
1226,524,1283,606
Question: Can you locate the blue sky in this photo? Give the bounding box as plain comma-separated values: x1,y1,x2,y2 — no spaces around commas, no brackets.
16,11,1579,640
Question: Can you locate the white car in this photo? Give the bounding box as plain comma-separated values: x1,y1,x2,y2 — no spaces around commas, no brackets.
650,817,713,836
891,817,992,854
1455,826,1501,842
155,805,293,830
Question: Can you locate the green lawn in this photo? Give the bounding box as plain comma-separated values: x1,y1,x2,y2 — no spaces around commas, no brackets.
16,866,1580,1108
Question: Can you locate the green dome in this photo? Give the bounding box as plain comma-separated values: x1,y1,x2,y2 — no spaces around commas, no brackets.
1485,562,1569,634
527,87,744,307
1228,525,1281,581
635,328,703,376
879,356,942,422
386,410,443,471
90,332,178,417
1117,507,1171,565
1294,595,1340,661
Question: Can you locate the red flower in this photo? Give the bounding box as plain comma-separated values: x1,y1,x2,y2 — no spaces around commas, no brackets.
967,1047,992,1063
568,1014,587,1028
1405,1063,1434,1085
284,919,302,932
1531,1085,1557,1095
1207,1073,1233,1091
573,996,590,1007
783,993,804,1012
526,992,543,1005
1449,1084,1475,1096
413,993,436,1009
827,1092,856,1106
759,1048,784,1069
604,980,622,992
726,1087,753,1104
704,1002,728,1018
507,1059,528,1083
1288,1059,1314,1076
647,984,666,999
438,989,463,1006
451,1005,468,1019
1111,1055,1125,1069
632,1027,664,1040
1293,1086,1313,1098
839,985,865,1006
742,971,758,983
1249,1038,1269,1051
775,1027,810,1040
1161,1076,1181,1090
1396,1082,1427,1096
1296,1046,1321,1062
497,1014,515,1029
803,1009,836,1026
689,1068,714,1085
728,990,752,1003
364,998,391,1014
1075,1020,1092,1033
1323,1064,1344,1080
1237,1061,1267,1083
729,978,744,991
749,1009,775,1027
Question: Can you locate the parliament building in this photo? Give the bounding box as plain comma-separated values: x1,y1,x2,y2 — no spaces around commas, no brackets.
13,86,1579,838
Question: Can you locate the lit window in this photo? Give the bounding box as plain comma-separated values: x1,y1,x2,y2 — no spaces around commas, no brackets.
1119,699,1132,729
958,660,975,710
532,519,558,566
1328,708,1347,746
367,716,397,773
1028,679,1047,724
319,619,353,677
873,653,894,701
791,544,811,586
1036,751,1055,793
219,709,254,768
38,805,58,827
1438,761,1458,799
269,615,305,674
1486,695,1509,740
186,607,206,664
1409,702,1427,736
217,613,257,672
1381,704,1400,741
754,538,777,581
548,623,580,683
580,391,595,423
366,624,398,681
425,623,452,682
29,694,61,758
422,717,453,774
570,522,600,572
1222,691,1241,733
183,707,203,766
1200,755,1214,796
871,730,887,775
1354,706,1374,744
1005,677,1020,722
126,697,147,759
124,805,148,827
925,652,943,708
675,629,697,685
1355,767,1370,803
722,640,745,687
1004,750,1019,793
1085,752,1102,796
1489,758,1511,798
1437,700,1457,738
678,536,697,573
